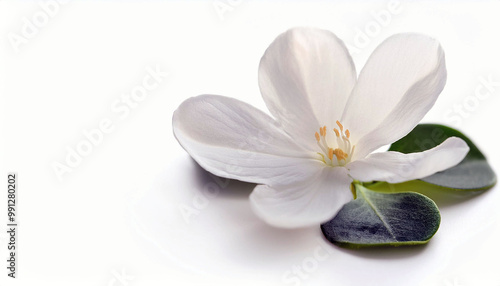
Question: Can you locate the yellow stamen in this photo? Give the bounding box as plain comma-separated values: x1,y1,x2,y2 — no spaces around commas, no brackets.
333,128,340,137
313,120,355,167
333,148,348,161
317,152,326,164
336,120,343,132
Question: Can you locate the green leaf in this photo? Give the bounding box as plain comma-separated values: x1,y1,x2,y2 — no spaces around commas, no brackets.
388,124,496,190
321,184,440,248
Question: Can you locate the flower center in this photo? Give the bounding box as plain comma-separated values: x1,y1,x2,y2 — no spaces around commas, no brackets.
314,120,355,167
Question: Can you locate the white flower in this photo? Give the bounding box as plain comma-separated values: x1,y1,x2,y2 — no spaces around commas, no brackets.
172,27,469,228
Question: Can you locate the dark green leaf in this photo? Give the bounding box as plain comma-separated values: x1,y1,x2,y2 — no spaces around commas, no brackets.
321,184,440,248
389,124,496,190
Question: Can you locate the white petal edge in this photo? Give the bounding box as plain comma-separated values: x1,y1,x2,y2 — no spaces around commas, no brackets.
250,167,353,228
347,137,469,184
173,94,321,186
259,27,357,151
341,33,447,160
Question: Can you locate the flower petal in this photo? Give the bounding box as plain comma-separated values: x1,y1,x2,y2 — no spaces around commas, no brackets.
259,27,357,150
250,167,353,228
347,137,469,183
341,33,447,159
173,94,319,186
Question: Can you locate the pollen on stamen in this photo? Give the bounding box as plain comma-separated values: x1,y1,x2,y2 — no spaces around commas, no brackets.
320,126,327,137
314,121,355,166
336,120,343,132
333,148,348,161
333,128,340,137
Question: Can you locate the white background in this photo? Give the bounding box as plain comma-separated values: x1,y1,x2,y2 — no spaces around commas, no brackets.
1,1,500,285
